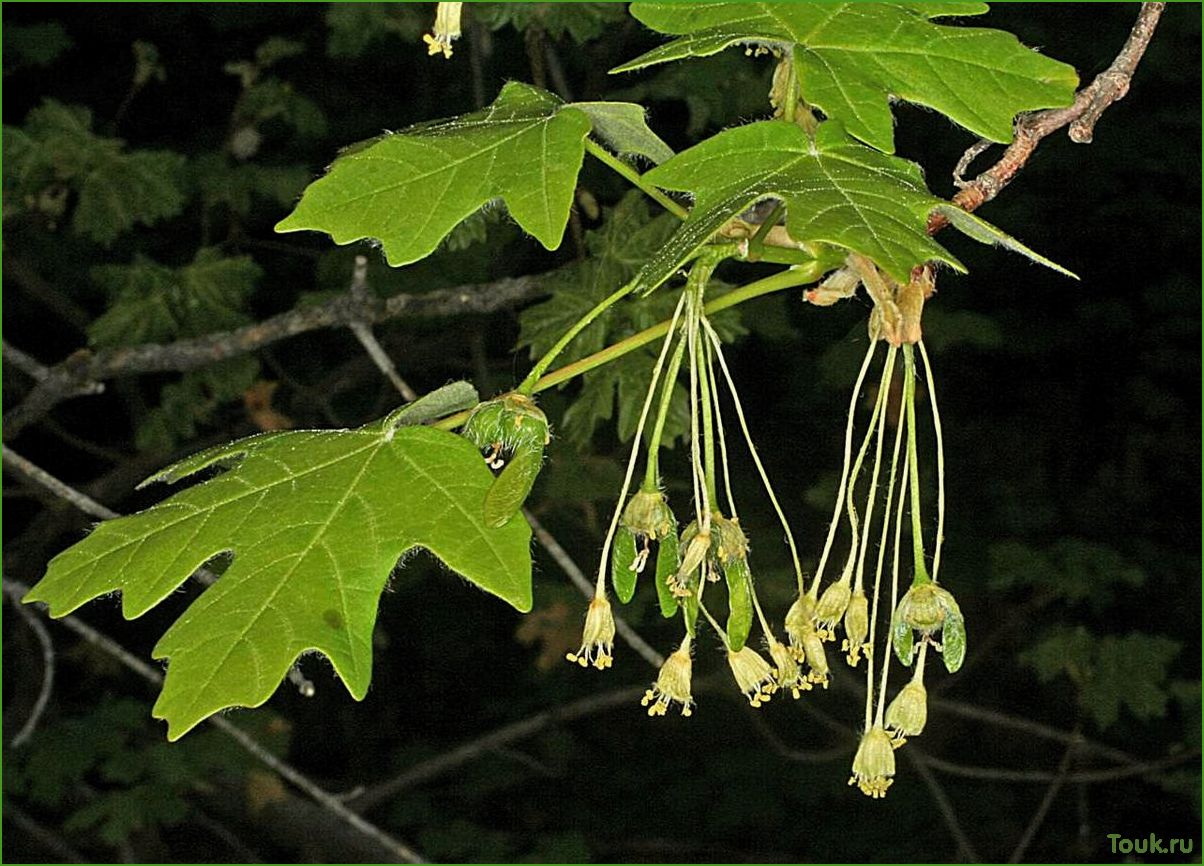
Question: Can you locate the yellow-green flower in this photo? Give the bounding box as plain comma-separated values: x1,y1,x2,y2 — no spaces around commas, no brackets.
813,577,852,640
842,589,870,666
769,639,808,699
423,3,462,59
885,680,927,744
566,594,615,670
642,637,694,716
801,629,830,688
727,645,776,707
784,593,816,660
849,725,896,799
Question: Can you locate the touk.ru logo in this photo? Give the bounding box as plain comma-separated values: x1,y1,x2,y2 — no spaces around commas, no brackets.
1107,832,1194,856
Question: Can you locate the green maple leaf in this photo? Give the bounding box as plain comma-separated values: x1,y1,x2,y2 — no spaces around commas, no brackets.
276,82,670,267
633,120,1071,290
23,384,533,740
614,2,1078,153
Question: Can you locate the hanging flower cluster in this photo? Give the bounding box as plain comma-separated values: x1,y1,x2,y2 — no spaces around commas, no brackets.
507,243,968,799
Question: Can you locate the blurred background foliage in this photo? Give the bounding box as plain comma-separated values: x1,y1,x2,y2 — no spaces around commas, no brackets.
2,4,1199,863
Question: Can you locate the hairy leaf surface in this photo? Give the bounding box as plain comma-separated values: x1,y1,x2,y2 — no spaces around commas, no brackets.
25,392,532,740
276,83,670,267
615,2,1078,153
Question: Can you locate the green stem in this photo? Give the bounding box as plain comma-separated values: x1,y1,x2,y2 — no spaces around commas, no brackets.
643,332,687,491
902,344,930,585
782,52,799,126
433,264,824,432
517,280,634,396
746,200,784,261
584,139,688,220
696,309,719,509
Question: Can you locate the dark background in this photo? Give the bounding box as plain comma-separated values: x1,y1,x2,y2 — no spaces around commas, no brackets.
3,4,1200,863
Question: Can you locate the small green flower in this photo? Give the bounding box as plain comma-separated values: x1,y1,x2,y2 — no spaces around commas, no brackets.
885,679,927,744
566,593,616,670
891,582,966,672
642,636,694,717
842,588,870,666
849,724,896,799
727,645,776,708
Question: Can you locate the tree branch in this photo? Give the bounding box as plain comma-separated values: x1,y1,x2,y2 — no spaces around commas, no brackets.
7,590,57,748
3,273,544,441
929,2,1166,233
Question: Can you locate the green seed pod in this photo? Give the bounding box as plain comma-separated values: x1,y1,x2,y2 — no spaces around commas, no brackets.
676,522,703,636
892,607,916,666
483,442,543,528
724,555,754,652
462,393,549,454
654,517,680,619
941,609,966,673
611,525,640,604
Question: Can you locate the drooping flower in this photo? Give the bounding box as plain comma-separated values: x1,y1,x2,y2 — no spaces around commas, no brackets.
885,680,928,744
642,637,694,716
566,594,615,670
422,3,462,59
813,576,852,641
769,639,808,699
801,629,830,688
849,725,896,799
726,645,776,707
784,593,816,661
842,588,870,666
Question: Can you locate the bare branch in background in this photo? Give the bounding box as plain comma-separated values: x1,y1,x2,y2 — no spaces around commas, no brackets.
3,273,544,441
7,593,57,748
2,577,426,865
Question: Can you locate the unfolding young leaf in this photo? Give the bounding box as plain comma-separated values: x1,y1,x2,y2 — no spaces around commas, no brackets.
615,2,1078,153
24,411,532,740
276,83,670,267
